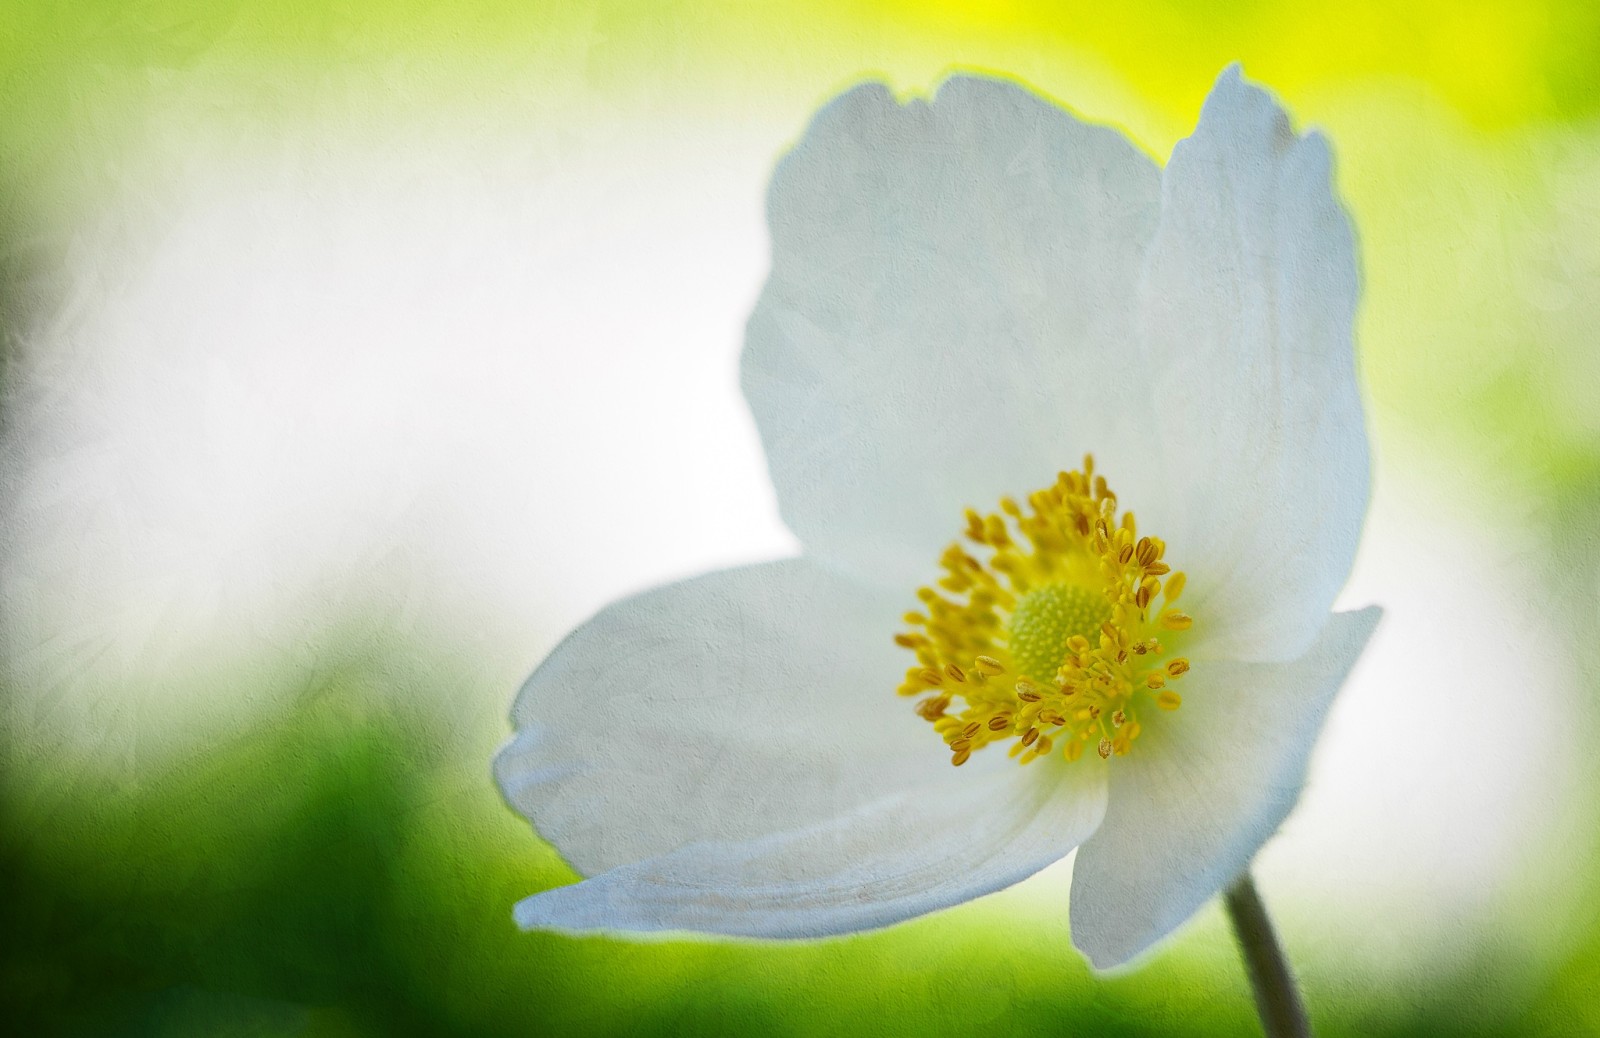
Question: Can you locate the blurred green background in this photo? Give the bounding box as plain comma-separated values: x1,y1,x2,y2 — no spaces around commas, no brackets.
2,2,1599,1035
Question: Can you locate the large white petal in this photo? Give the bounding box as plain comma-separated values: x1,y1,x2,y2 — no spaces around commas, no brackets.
514,752,1106,938
742,76,1162,590
495,558,972,877
1069,606,1379,969
1135,66,1369,662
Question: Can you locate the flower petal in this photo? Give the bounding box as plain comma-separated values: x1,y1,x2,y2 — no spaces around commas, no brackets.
1134,66,1369,662
742,76,1162,589
514,753,1106,938
495,558,966,878
1068,606,1380,969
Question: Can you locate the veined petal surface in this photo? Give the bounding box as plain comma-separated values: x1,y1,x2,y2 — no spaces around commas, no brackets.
743,76,1162,590
495,558,966,878
1135,66,1369,663
514,750,1106,938
1068,606,1380,969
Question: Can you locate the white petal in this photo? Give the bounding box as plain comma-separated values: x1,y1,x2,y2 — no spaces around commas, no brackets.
1135,66,1369,662
1069,606,1379,969
514,753,1106,938
742,76,1162,589
494,558,962,878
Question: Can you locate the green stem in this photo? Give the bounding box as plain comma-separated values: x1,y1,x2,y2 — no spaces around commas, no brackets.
1224,872,1311,1038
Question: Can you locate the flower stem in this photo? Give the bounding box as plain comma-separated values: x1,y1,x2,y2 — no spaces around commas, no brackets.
1224,872,1311,1038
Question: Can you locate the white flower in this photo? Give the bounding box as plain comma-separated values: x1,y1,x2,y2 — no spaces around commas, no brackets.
494,65,1378,969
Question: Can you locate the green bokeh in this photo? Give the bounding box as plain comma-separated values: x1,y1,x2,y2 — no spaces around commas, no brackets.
7,670,1581,1037
3,3,1598,1035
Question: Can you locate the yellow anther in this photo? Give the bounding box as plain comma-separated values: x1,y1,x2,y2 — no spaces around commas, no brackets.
964,509,986,542
896,461,1197,768
1159,610,1193,631
1164,572,1186,602
1157,690,1182,710
952,748,972,766
974,655,1006,675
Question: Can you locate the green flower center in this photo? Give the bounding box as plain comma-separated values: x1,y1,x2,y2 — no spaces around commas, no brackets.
1007,583,1111,685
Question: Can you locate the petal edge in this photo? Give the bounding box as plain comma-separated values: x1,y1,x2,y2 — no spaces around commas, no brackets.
514,752,1107,939
1070,606,1380,969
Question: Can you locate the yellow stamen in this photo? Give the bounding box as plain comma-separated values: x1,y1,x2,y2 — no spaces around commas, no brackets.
897,459,1197,767
1164,572,1186,602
